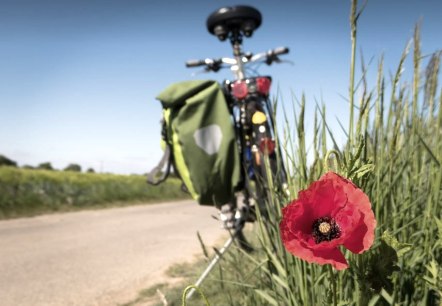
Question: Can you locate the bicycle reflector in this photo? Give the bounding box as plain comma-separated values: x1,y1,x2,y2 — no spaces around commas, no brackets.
231,77,272,99
259,137,276,155
256,77,271,95
231,80,248,99
252,111,267,124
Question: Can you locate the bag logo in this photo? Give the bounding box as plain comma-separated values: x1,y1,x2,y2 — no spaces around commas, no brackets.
193,124,223,155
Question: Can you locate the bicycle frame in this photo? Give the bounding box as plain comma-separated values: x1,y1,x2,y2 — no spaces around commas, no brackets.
231,39,247,80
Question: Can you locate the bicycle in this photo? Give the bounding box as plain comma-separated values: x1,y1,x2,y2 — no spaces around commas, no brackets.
184,5,290,298
186,5,289,236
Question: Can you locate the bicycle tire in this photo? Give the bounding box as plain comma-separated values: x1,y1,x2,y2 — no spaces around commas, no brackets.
227,97,286,251
248,98,286,215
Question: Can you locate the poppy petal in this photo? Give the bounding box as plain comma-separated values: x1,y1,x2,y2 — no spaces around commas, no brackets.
310,179,340,219
283,238,349,270
343,210,376,253
311,247,349,270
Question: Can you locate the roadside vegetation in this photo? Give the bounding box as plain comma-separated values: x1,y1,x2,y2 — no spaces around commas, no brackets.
0,166,188,219
121,231,262,306
141,1,441,305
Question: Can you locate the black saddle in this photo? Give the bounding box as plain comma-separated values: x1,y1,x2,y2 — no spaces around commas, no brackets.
206,5,262,41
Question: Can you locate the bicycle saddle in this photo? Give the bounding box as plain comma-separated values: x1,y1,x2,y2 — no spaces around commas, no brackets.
206,5,262,41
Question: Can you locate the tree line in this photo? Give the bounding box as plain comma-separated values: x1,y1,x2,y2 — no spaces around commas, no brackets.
0,154,95,173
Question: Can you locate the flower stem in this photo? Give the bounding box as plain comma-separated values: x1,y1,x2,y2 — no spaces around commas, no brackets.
328,265,338,306
357,256,367,306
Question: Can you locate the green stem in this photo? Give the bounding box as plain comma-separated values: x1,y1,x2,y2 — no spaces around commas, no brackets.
349,0,358,151
324,150,343,173
328,265,338,306
182,285,210,306
357,255,366,306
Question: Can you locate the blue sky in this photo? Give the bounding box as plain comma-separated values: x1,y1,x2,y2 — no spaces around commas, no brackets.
1,0,441,174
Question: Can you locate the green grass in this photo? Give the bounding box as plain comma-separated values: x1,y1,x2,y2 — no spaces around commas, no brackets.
244,7,441,304
256,4,440,306
156,1,441,305
121,230,265,306
0,167,189,219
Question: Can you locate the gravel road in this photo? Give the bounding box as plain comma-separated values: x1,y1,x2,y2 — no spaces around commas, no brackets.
0,200,225,306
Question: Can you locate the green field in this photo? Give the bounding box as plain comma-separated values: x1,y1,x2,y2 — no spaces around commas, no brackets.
0,167,189,219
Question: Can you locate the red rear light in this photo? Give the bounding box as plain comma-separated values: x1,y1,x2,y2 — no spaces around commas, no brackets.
256,77,271,95
259,137,275,155
231,80,248,99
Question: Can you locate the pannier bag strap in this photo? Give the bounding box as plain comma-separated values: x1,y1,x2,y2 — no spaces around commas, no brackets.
147,145,171,185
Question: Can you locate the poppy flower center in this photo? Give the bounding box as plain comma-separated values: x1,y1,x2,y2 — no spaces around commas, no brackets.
312,216,341,244
318,222,331,234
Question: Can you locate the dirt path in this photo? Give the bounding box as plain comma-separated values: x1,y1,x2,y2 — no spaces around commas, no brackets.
0,201,225,306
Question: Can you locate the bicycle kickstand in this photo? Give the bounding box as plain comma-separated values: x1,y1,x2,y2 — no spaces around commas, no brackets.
185,227,241,300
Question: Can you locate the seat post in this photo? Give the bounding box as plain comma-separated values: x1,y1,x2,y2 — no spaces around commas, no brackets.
205,5,262,80
230,30,246,80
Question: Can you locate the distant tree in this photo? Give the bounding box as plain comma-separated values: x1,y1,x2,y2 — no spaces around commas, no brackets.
22,165,34,169
37,162,54,170
0,154,17,167
86,167,95,173
64,163,82,172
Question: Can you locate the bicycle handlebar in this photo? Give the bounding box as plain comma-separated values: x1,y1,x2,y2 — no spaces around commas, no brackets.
185,59,207,68
185,46,289,70
273,46,289,56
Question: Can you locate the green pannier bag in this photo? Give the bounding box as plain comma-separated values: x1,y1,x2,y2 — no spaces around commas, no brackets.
147,80,241,206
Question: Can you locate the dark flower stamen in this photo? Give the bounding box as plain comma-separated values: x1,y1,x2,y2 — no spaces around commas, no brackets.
312,216,341,244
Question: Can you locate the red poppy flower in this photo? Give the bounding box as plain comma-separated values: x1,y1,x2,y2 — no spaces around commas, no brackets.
279,172,376,270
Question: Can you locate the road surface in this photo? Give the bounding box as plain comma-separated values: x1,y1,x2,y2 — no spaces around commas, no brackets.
0,200,225,306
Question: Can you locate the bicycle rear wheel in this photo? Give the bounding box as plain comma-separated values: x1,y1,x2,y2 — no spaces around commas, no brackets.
247,98,287,214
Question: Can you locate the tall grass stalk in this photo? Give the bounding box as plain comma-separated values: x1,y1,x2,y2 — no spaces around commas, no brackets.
348,0,358,150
